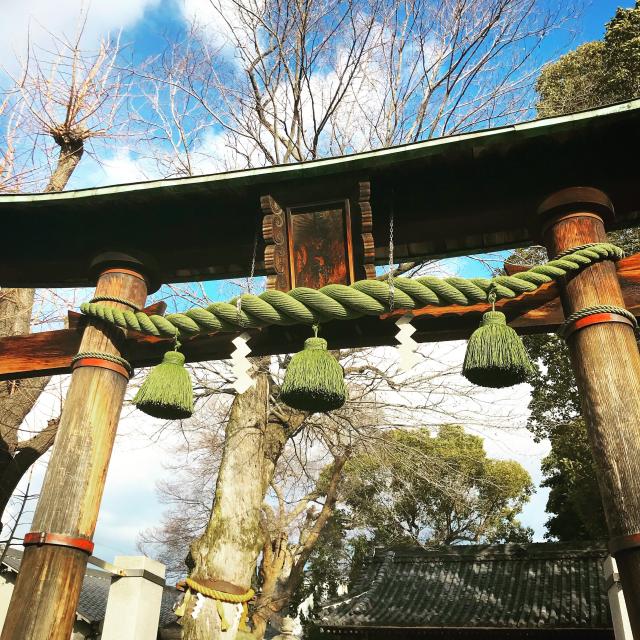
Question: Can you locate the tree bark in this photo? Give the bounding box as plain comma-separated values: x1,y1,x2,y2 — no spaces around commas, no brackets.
182,374,269,640
0,288,51,532
251,457,346,639
44,137,84,193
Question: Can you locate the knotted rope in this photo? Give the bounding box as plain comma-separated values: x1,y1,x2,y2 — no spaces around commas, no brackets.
71,351,133,375
80,243,623,339
184,578,254,631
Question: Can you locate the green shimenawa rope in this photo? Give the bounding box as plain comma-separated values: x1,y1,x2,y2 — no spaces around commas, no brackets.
80,243,624,339
89,295,142,310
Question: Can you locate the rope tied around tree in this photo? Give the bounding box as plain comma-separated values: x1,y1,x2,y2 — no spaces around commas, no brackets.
178,577,254,632
80,242,624,340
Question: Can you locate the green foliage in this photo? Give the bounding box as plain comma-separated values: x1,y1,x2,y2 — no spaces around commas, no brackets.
342,425,533,548
521,332,607,540
541,420,607,541
291,426,533,617
523,334,580,442
536,1,640,117
604,2,640,101
290,510,353,636
536,41,607,117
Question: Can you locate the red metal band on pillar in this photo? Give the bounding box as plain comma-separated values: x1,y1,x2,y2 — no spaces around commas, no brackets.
23,532,94,555
71,357,130,380
563,313,636,340
609,533,640,556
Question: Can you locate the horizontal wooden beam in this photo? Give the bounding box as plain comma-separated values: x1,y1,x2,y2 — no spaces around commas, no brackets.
2,254,640,381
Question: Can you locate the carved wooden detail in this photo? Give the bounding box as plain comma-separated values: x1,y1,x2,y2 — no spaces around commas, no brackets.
286,201,354,289
261,179,375,292
355,181,376,280
261,195,291,291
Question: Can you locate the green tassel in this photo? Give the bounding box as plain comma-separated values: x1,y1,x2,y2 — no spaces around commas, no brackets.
134,351,194,419
462,311,533,388
280,337,347,413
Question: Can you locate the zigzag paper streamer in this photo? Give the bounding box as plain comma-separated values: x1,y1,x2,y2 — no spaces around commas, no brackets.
191,592,205,619
395,313,421,371
231,332,255,394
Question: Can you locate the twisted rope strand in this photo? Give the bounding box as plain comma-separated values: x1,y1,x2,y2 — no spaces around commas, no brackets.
80,243,624,340
558,305,638,338
185,578,254,603
71,351,133,374
89,295,142,311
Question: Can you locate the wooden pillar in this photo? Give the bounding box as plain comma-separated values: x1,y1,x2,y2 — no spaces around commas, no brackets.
0,258,149,640
539,187,640,640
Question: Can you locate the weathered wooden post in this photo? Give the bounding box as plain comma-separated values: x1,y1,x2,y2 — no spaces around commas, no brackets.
539,187,640,639
0,255,149,640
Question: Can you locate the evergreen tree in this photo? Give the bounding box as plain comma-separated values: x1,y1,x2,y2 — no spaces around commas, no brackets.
536,2,640,116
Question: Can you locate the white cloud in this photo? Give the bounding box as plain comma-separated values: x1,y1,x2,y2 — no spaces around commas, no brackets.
180,0,254,64
89,149,160,186
0,0,160,75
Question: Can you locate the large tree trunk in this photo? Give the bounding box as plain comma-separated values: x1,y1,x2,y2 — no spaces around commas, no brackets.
44,136,84,193
251,457,346,639
181,374,269,640
0,288,52,531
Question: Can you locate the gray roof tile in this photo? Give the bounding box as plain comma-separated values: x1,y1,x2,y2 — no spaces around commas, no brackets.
318,543,612,630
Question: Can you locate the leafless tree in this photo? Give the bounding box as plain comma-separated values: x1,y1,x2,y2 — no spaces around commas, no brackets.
129,0,573,177
0,21,129,530
140,336,522,638
127,2,577,637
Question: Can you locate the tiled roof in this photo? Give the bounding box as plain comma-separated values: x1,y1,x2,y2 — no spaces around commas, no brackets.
1,548,180,628
317,543,612,631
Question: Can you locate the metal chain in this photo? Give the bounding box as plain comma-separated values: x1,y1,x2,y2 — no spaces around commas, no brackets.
248,231,258,294
237,230,259,325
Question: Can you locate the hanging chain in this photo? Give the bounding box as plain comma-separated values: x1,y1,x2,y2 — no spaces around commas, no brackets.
237,229,259,325
248,231,258,294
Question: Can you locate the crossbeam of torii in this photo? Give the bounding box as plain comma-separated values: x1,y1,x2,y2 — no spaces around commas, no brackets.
1,99,640,639
2,253,640,381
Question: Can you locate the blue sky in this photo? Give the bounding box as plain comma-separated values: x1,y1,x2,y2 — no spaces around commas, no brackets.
4,0,637,563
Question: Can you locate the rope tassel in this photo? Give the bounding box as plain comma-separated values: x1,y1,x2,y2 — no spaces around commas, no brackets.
280,333,347,413
462,310,533,388
133,350,194,419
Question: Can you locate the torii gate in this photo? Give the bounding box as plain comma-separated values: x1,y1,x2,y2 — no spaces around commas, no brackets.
1,99,640,639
